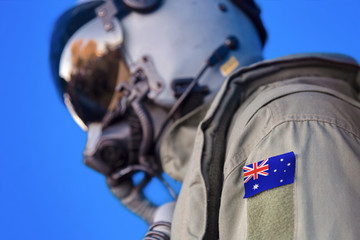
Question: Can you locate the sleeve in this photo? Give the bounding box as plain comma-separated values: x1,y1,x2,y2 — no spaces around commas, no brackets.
220,120,360,240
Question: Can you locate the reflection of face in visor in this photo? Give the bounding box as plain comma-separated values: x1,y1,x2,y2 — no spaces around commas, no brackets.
64,39,129,128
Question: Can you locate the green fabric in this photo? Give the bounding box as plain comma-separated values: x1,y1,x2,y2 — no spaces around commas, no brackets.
247,184,294,240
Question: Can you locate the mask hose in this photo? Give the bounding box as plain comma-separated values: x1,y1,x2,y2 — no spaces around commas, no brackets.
131,99,155,168
109,97,170,225
106,98,160,225
108,176,157,224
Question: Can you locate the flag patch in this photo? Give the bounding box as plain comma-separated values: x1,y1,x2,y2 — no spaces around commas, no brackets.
243,152,296,198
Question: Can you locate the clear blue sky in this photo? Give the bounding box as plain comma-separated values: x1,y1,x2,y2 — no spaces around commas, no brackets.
0,1,359,239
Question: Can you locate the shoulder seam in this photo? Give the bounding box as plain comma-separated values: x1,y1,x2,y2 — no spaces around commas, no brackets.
224,118,360,182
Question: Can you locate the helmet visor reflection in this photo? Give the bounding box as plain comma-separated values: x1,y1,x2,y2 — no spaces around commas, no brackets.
59,17,129,130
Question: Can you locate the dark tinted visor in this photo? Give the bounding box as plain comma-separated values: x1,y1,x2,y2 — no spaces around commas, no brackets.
59,17,130,130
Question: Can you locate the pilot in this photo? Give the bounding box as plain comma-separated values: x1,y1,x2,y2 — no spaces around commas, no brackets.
50,0,360,239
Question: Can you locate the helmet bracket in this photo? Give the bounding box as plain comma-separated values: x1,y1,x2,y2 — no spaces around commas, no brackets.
130,55,165,99
96,0,119,31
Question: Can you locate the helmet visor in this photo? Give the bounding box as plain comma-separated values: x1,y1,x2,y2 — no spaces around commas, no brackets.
59,17,129,130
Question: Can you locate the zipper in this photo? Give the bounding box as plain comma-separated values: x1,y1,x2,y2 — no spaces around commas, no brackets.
201,83,241,240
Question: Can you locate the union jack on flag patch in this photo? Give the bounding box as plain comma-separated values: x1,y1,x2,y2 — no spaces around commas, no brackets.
243,152,296,198
243,158,269,183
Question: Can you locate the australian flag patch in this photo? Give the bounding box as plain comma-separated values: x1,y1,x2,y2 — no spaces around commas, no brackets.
243,152,296,198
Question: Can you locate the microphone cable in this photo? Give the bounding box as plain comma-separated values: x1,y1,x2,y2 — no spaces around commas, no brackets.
155,36,239,143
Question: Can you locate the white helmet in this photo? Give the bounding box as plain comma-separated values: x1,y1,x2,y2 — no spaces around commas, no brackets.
50,0,266,223
50,0,266,186
50,0,266,130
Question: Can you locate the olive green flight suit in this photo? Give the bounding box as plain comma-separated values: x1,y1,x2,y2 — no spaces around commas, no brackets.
160,54,360,240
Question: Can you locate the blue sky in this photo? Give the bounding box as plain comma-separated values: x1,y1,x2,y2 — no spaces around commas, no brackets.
0,1,359,239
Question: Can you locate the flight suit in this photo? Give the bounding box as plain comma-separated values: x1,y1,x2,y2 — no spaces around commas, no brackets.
160,54,360,239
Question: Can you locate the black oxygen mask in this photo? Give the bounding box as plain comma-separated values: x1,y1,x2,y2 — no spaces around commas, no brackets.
83,121,130,177
83,106,163,184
